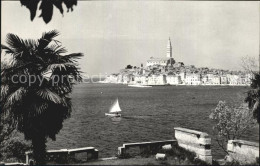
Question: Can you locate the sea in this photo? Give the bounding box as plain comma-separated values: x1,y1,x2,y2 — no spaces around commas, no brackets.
47,83,259,159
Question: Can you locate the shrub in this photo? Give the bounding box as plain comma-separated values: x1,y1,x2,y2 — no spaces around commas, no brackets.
159,145,210,165
116,153,133,159
0,137,31,162
0,114,31,163
209,101,257,154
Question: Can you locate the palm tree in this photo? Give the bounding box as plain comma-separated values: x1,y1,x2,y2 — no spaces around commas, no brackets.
1,30,83,164
245,72,260,124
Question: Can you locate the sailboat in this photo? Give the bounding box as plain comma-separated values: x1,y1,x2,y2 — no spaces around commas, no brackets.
105,98,122,117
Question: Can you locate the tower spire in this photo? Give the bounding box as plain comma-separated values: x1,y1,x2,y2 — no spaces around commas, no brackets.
166,37,172,58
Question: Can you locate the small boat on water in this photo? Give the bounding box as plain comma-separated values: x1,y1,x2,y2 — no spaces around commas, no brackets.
128,84,152,88
105,98,122,117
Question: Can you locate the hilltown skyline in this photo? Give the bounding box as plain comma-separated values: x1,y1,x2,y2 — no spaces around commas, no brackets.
103,38,254,86
104,37,259,77
2,1,259,75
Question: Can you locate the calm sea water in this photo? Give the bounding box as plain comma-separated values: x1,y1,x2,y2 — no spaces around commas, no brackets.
47,84,259,159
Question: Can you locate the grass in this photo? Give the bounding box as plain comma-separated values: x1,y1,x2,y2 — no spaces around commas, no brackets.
84,157,193,165
84,145,216,165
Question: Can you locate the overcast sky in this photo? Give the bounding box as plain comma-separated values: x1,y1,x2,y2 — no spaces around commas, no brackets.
2,1,259,75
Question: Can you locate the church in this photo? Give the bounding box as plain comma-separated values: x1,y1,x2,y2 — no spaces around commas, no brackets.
146,38,175,67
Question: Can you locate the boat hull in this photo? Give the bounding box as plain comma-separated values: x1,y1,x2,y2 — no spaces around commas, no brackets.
105,113,121,117
128,84,152,88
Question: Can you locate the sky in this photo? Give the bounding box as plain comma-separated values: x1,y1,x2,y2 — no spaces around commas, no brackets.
1,1,259,75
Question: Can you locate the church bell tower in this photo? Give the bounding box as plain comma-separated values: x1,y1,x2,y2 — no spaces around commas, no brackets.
166,37,172,58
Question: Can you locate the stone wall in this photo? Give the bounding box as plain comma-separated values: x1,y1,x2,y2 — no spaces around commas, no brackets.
174,127,212,164
227,140,259,164
118,140,177,157
25,147,98,164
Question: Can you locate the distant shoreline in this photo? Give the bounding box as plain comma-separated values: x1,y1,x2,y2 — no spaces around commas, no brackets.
93,82,249,87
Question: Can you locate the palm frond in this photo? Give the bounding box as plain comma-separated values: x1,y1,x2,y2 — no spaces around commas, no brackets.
42,44,68,62
60,53,84,62
51,80,73,95
1,44,15,54
36,88,64,105
1,85,10,102
3,87,27,111
38,30,60,49
5,33,26,52
24,39,37,50
47,62,78,72
6,33,24,47
42,30,59,41
31,102,49,116
1,62,33,77
55,47,67,55
64,53,84,59
5,34,37,56
47,64,66,71
51,64,82,83
48,44,67,55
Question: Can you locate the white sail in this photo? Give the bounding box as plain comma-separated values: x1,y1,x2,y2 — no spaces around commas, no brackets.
109,98,122,113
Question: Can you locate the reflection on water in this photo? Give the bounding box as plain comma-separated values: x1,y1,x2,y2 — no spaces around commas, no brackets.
47,84,259,159
110,117,122,124
109,115,153,123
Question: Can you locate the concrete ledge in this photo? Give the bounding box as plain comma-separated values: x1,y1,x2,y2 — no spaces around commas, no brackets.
25,147,98,164
2,163,26,165
174,127,210,138
121,140,176,148
118,140,177,157
178,143,211,156
227,140,259,164
175,128,211,145
174,127,212,164
228,140,259,148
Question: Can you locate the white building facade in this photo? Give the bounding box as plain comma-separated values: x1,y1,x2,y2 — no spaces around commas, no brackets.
185,74,201,85
166,75,182,85
147,75,167,85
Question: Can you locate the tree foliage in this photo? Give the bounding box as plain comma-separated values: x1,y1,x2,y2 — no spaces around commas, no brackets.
209,101,257,154
241,56,258,74
20,0,78,24
0,114,16,150
240,55,260,123
245,72,260,123
1,30,83,164
0,63,16,148
0,93,30,163
125,65,133,69
0,132,30,163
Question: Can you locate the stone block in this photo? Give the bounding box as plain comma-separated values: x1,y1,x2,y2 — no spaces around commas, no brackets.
155,153,166,160
162,144,172,150
227,140,259,164
174,127,212,164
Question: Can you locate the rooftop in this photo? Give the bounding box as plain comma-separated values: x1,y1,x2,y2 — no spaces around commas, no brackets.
147,57,173,61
